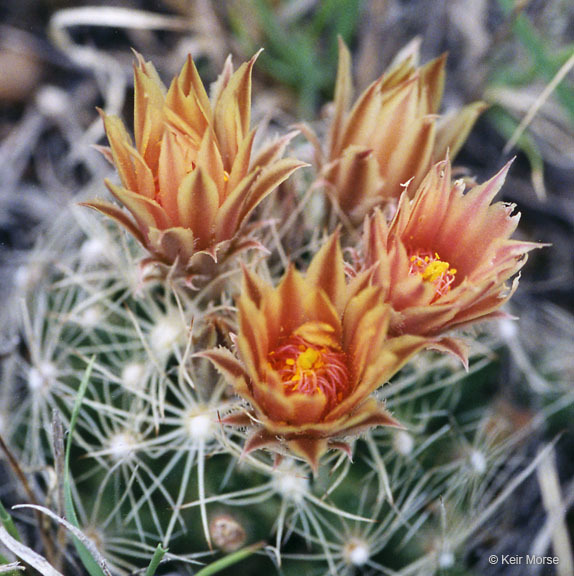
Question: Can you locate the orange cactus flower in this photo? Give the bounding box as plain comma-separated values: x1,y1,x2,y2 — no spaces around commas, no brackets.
83,53,305,276
359,158,542,365
307,39,485,225
203,233,427,471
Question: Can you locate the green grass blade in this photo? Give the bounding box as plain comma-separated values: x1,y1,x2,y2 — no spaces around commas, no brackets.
497,0,574,120
0,500,20,542
63,357,107,576
489,107,546,199
194,541,266,576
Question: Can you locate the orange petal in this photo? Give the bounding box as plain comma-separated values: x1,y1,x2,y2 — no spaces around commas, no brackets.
292,321,338,349
371,79,420,159
241,265,273,308
105,181,171,231
393,159,452,247
328,37,353,156
147,226,196,266
102,114,157,199
273,266,308,339
255,381,328,426
133,54,166,171
305,231,347,315
213,168,261,242
322,146,383,221
338,80,383,153
237,158,307,227
177,167,219,249
165,54,211,140
198,347,249,384
435,101,487,160
251,130,299,170
343,286,386,356
237,296,269,378
195,129,226,203
210,55,234,113
347,301,391,385
418,54,446,115
79,199,145,246
300,289,341,339
426,337,470,370
157,130,189,223
384,116,436,196
226,129,256,193
101,114,139,193
243,428,281,455
362,333,427,388
327,397,402,434
287,437,329,474
391,303,458,336
213,53,259,170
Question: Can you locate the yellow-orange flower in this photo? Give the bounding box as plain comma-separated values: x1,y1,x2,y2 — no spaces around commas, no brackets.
308,39,485,225
359,158,542,364
203,233,427,471
83,53,305,275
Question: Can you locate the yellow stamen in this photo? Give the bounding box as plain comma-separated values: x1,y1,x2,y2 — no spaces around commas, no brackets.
409,251,457,299
421,260,450,283
291,347,324,382
296,348,321,371
269,335,350,407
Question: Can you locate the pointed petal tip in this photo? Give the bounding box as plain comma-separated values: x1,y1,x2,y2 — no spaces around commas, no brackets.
252,47,264,61
195,245,219,263
243,428,280,456
286,437,329,475
330,441,353,461
426,337,470,371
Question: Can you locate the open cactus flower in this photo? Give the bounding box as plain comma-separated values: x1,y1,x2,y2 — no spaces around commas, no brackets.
83,52,305,280
306,38,486,225
203,233,428,471
358,157,543,365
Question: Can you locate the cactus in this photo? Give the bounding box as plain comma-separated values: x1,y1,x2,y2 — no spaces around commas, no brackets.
0,43,557,576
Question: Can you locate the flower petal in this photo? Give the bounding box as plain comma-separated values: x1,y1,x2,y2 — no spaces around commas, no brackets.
79,199,145,246
177,166,219,249
251,130,299,171
418,54,446,114
157,129,189,223
195,129,226,203
213,168,261,242
435,101,487,160
105,181,171,231
101,113,138,193
328,37,353,156
237,296,269,378
198,347,249,384
133,54,166,171
241,265,273,308
226,129,256,193
287,437,329,474
147,226,196,267
213,53,259,170
237,158,307,228
306,232,347,315
165,54,211,144
322,146,383,222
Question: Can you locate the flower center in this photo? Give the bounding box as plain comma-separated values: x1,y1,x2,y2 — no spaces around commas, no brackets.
269,336,349,408
409,251,457,300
